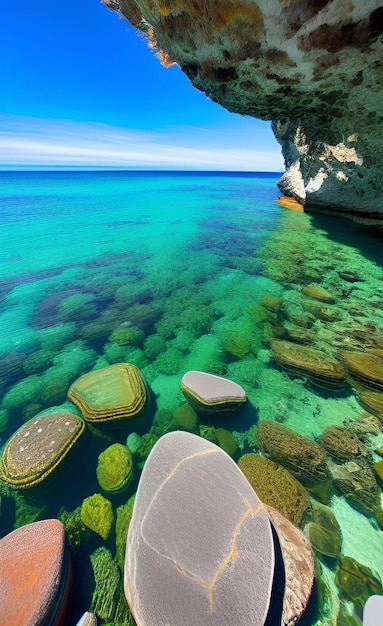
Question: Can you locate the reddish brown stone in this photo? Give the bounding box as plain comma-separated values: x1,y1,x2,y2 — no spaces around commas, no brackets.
0,519,71,626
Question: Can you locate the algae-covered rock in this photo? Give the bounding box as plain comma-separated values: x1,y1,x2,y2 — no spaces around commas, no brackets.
115,496,135,573
302,284,335,302
304,503,342,558
199,424,219,444
60,506,90,550
149,408,177,436
109,326,145,347
81,493,114,540
215,428,239,458
330,460,381,519
143,333,166,361
257,421,333,503
89,546,121,621
174,403,199,433
335,556,383,609
136,433,159,464
58,293,97,321
261,295,282,312
320,425,367,461
154,347,183,375
39,322,76,351
222,335,251,359
373,459,383,482
238,453,311,526
2,375,43,412
96,443,134,493
23,349,55,376
40,367,74,407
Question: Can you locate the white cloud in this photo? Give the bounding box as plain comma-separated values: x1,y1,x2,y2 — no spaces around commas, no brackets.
0,114,283,171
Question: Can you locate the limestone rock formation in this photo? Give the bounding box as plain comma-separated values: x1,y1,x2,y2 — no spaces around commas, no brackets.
102,1,383,219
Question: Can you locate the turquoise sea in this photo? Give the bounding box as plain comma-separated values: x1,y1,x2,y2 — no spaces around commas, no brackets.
1,170,383,625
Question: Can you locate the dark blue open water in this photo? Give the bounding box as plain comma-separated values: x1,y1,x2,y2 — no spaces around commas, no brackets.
0,170,383,625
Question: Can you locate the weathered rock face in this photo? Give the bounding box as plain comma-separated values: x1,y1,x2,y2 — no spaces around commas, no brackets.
103,0,383,218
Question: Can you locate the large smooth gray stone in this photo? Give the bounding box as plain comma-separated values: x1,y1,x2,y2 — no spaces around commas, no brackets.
363,595,383,626
124,431,277,626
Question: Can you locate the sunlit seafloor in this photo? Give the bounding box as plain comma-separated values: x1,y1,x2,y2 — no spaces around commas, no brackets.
1,171,383,625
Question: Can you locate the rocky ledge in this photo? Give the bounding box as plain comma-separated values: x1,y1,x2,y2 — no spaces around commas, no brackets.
103,0,383,220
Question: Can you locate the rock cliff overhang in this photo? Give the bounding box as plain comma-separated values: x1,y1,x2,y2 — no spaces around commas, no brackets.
103,0,383,219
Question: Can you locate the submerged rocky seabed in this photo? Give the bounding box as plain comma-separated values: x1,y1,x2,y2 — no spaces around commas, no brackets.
1,190,383,624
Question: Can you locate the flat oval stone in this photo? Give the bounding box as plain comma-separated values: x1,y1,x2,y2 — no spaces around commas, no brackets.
125,431,277,626
302,284,335,302
181,370,247,413
271,340,345,390
0,412,84,490
0,519,71,626
68,363,148,424
363,595,383,626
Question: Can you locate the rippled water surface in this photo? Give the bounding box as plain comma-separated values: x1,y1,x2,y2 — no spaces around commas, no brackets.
1,170,383,625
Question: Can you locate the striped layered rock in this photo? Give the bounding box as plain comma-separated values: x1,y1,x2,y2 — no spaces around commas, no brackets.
0,412,84,490
0,519,71,626
271,340,345,390
125,431,313,626
181,370,247,413
68,363,148,425
342,351,383,392
320,425,367,461
257,421,333,504
359,390,383,421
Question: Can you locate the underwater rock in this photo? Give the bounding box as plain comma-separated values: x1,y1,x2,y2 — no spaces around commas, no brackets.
215,427,239,457
60,506,90,551
343,351,383,392
174,403,200,433
143,333,166,361
109,325,145,347
90,546,124,622
373,460,383,482
135,433,160,465
0,519,71,626
257,421,333,503
282,323,313,345
335,556,383,609
330,459,381,519
304,503,342,558
238,453,311,527
40,366,74,407
124,431,280,626
68,363,148,426
2,375,43,412
320,425,367,461
58,293,97,322
96,443,134,493
23,349,55,376
0,351,26,391
76,612,97,626
149,407,177,436
222,335,251,359
0,412,85,490
358,390,383,421
271,340,346,390
302,284,335,302
199,424,219,444
81,493,114,540
115,496,135,573
181,370,247,413
261,295,282,313
265,505,314,625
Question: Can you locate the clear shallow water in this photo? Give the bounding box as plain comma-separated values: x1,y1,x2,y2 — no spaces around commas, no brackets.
0,171,383,624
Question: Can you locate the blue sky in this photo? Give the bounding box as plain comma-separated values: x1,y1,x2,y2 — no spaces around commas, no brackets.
0,0,283,171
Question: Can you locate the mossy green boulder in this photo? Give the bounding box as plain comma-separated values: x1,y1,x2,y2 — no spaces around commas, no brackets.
215,428,239,457
257,421,333,504
109,326,145,347
222,335,251,359
304,503,342,558
174,404,199,433
335,556,383,608
96,443,134,493
81,493,114,540
238,453,311,526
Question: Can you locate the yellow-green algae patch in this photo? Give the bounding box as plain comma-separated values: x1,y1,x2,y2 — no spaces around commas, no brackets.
96,443,134,493
81,493,114,540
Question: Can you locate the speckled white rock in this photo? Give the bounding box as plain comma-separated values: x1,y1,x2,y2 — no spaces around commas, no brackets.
124,431,278,626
